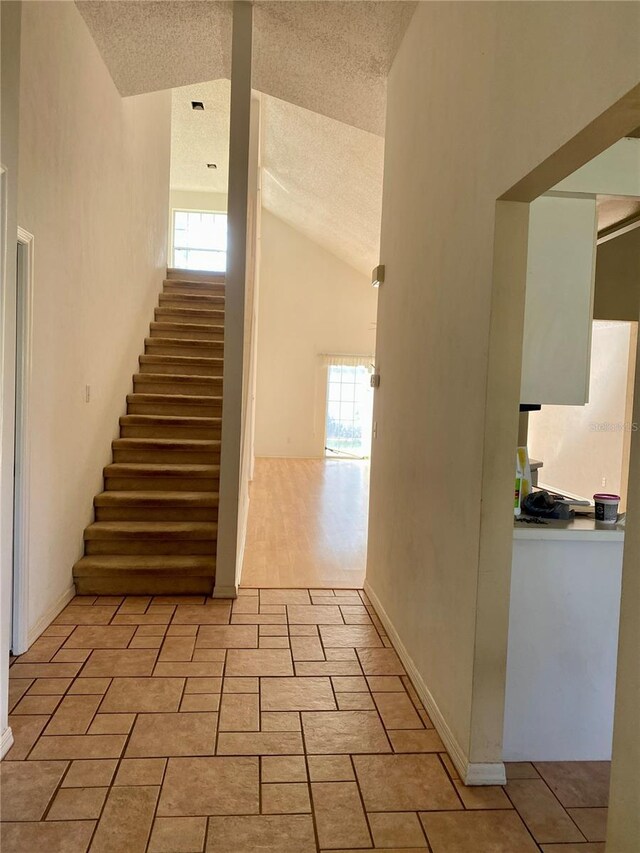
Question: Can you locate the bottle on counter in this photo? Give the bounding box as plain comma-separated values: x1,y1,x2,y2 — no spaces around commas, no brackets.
515,451,524,516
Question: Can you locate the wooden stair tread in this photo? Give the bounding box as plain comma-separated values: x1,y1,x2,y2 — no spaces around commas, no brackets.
85,521,217,539
74,554,216,575
164,277,225,288
155,307,224,318
159,293,225,305
145,337,223,349
139,355,223,367
95,491,218,507
126,393,222,405
150,321,224,333
120,415,220,426
104,463,219,477
133,373,222,384
113,438,220,450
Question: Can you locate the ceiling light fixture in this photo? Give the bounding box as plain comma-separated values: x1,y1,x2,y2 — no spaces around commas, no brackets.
191,101,204,110
206,163,218,170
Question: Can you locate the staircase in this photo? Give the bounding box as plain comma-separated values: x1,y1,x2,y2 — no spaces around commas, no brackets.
73,271,224,595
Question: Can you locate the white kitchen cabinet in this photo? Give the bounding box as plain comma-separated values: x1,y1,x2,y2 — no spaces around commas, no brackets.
520,195,598,405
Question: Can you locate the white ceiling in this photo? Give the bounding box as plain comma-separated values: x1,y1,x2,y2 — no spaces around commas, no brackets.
76,1,416,135
171,80,231,194
170,79,384,274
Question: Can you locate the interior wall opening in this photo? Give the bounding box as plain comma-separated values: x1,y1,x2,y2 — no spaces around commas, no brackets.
498,137,640,833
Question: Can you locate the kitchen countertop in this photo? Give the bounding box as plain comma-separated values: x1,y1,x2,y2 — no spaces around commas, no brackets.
513,515,625,542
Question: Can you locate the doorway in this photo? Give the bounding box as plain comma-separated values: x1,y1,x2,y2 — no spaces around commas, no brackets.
11,228,34,655
325,363,374,459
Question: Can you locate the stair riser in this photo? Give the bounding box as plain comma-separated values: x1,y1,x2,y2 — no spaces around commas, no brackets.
75,575,215,595
95,507,218,522
145,342,224,358
138,360,223,377
159,296,225,310
86,540,216,556
113,449,219,464
163,283,225,297
150,325,224,342
105,477,218,492
127,402,222,417
155,309,225,325
119,425,221,440
133,379,222,396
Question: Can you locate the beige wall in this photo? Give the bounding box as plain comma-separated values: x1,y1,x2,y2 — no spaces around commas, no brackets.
254,211,377,459
366,0,640,788
594,228,640,321
0,0,22,745
17,1,171,636
528,321,635,507
169,190,228,213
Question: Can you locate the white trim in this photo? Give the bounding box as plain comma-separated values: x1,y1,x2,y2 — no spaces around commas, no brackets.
0,726,14,760
27,584,75,647
364,579,507,786
11,228,35,654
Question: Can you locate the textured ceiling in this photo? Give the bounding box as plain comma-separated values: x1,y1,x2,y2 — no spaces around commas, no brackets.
169,78,384,274
76,0,416,135
261,93,384,274
597,196,640,234
171,80,231,193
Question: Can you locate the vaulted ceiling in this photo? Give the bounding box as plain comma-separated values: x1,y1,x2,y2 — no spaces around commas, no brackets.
77,1,412,274
170,79,384,274
77,1,416,135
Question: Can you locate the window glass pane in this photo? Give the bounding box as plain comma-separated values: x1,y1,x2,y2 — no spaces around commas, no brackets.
173,210,228,271
325,361,374,459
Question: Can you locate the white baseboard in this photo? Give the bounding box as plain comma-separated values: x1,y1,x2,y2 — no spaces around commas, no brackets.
1,727,14,760
364,580,506,786
213,584,238,598
27,583,76,647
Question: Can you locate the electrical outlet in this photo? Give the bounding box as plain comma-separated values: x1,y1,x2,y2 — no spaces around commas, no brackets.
85,384,91,403
373,421,378,438
601,476,607,488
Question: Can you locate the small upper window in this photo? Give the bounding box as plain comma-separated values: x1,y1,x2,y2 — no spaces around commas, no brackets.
172,210,227,272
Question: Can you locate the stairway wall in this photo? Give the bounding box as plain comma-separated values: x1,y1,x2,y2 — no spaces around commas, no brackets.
254,210,377,458
17,1,171,636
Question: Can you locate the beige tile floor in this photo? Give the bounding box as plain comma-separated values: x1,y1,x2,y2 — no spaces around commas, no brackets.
2,589,609,852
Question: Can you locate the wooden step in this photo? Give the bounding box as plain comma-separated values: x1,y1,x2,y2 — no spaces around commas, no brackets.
145,337,224,358
163,280,225,297
155,305,224,323
133,373,222,397
166,269,225,284
112,437,220,464
94,490,218,522
149,322,224,342
159,293,225,309
104,462,219,492
138,355,224,377
73,554,216,595
126,393,222,417
119,415,221,440
84,520,217,555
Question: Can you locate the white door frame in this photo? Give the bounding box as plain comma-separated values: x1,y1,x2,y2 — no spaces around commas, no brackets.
11,227,34,654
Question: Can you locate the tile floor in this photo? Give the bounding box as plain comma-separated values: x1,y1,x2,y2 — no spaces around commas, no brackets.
2,588,609,852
